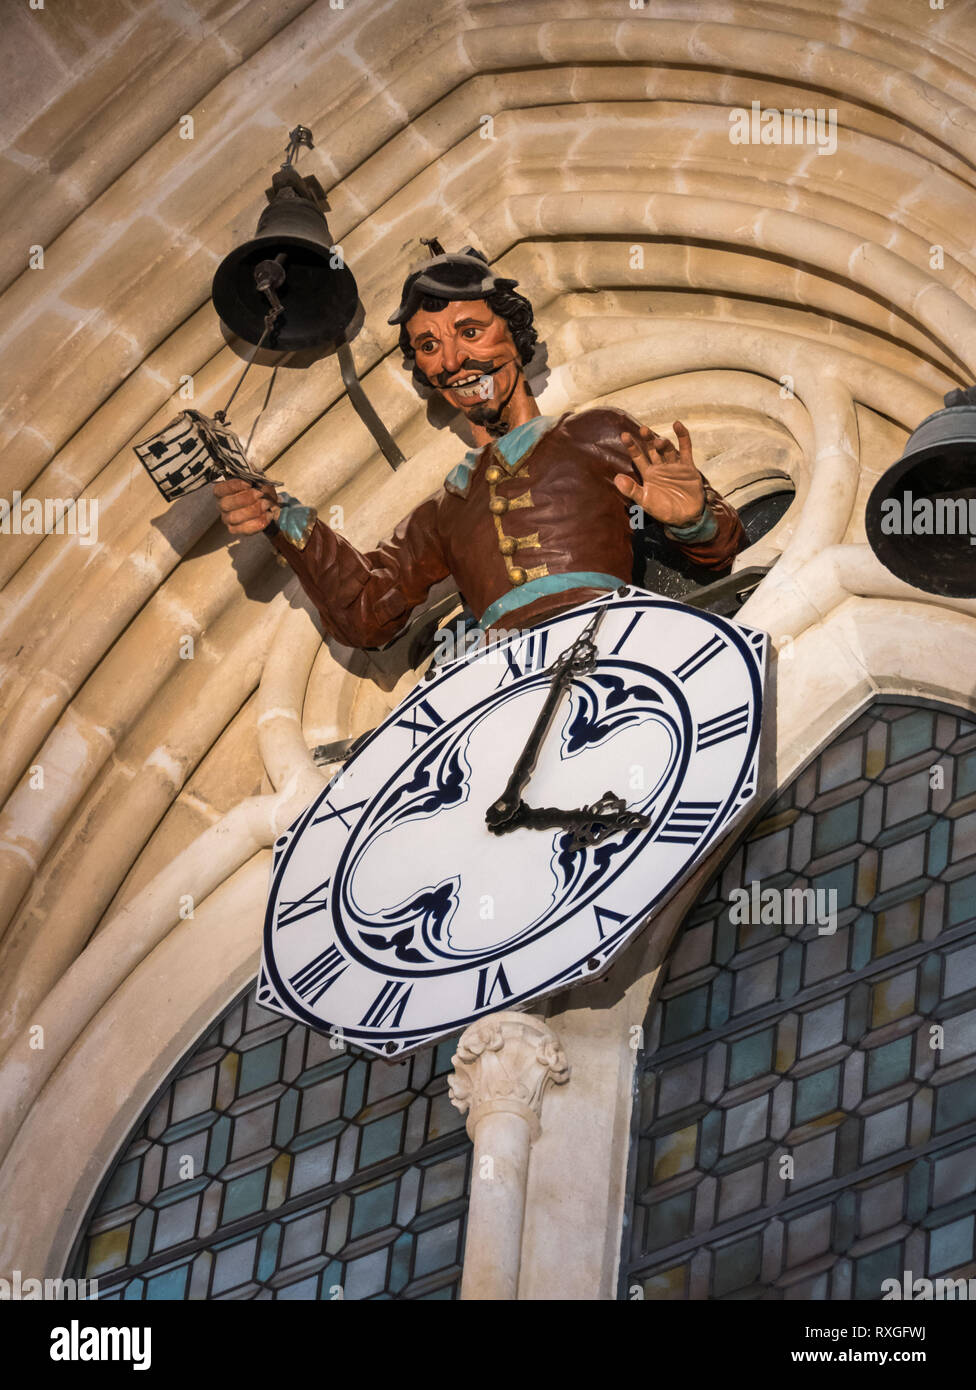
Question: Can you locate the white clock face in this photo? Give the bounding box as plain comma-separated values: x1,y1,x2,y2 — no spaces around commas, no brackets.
258,587,767,1057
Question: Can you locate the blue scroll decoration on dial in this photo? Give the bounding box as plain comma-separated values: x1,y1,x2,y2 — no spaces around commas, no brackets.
561,670,664,757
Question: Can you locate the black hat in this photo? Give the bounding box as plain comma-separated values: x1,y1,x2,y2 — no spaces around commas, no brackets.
388,246,519,326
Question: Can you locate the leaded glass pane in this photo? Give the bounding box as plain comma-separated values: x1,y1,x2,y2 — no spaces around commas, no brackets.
70,990,470,1299
624,702,976,1299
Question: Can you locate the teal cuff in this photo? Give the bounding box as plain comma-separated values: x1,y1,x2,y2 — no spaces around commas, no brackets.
664,502,718,544
277,491,317,549
478,571,625,630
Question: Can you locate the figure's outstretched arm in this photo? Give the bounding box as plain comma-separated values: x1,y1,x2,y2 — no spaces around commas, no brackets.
215,478,451,649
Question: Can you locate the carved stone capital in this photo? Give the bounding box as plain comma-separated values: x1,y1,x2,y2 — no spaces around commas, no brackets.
448,1011,570,1141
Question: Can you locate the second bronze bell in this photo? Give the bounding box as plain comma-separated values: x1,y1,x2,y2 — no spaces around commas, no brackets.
865,388,976,599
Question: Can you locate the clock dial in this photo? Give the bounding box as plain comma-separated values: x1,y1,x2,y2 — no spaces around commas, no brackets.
259,587,767,1056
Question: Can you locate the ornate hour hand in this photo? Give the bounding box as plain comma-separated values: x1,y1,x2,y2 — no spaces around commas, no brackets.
491,793,650,851
485,606,651,847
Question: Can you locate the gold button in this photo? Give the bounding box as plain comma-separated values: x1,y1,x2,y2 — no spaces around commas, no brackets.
485,464,504,483
489,497,509,515
509,566,527,586
499,537,517,556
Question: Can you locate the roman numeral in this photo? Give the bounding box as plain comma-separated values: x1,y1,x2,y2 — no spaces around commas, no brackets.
594,904,628,939
395,697,444,748
288,944,347,1005
610,612,642,655
696,704,750,750
497,631,549,685
276,876,331,929
657,801,720,844
360,980,413,1029
475,962,513,1008
674,634,726,683
312,798,367,829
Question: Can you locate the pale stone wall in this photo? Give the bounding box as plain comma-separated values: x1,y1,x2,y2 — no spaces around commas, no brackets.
1,0,975,1296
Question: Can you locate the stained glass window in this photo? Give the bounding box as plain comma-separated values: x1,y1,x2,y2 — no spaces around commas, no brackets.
70,990,470,1299
623,702,976,1299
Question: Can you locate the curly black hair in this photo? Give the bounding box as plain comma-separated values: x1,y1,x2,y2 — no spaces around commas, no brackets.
398,283,539,392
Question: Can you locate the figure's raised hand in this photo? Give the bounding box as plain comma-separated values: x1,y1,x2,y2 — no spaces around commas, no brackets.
214,477,280,536
613,421,706,528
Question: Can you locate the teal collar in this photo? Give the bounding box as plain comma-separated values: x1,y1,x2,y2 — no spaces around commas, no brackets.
444,414,561,496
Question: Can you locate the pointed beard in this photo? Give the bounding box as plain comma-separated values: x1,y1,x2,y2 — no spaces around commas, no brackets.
465,366,523,436
467,402,510,436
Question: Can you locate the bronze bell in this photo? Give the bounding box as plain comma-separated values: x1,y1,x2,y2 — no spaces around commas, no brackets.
212,164,358,352
865,387,976,598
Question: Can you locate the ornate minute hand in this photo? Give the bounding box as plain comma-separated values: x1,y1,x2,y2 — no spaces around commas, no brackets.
485,607,607,834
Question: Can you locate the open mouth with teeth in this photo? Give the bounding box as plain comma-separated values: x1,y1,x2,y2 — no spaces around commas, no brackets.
448,372,494,402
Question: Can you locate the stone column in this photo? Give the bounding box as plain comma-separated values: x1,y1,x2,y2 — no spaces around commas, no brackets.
449,1011,570,1300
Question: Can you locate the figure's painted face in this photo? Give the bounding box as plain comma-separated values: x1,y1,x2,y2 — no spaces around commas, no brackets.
406,299,522,428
